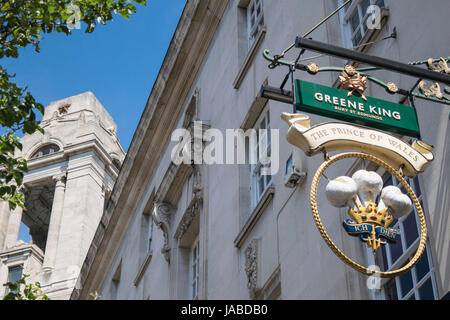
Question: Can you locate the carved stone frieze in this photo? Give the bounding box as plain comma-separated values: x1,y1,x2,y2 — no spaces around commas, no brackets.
174,165,203,241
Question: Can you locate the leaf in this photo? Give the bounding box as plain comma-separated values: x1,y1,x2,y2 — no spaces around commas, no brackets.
0,0,147,211
2,274,50,300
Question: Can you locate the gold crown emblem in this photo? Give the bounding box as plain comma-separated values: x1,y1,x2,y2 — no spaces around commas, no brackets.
348,196,393,228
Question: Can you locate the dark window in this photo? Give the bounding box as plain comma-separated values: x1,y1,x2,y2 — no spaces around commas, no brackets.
400,270,414,297
419,278,435,300
385,279,398,300
247,0,264,49
361,0,371,15
30,144,60,159
389,231,403,264
8,266,23,283
112,159,122,170
339,0,386,48
380,176,437,300
403,212,419,248
7,266,23,294
415,250,430,281
376,0,385,7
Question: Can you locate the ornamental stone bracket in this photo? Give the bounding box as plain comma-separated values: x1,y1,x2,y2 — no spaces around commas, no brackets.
152,202,174,264
244,238,260,299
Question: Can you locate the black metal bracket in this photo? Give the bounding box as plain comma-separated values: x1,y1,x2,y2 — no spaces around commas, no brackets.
294,37,450,86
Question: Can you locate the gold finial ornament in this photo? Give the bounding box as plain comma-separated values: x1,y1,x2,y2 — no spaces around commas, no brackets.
344,65,357,76
386,82,399,94
306,62,320,74
339,65,368,101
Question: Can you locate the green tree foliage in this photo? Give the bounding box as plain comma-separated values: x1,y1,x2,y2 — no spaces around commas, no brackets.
2,274,50,300
0,0,146,210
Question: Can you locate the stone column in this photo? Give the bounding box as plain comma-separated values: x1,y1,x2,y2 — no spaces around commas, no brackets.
43,174,66,271
0,201,11,251
3,205,23,251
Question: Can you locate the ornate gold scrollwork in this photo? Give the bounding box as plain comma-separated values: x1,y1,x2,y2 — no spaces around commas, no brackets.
418,80,450,101
427,57,450,74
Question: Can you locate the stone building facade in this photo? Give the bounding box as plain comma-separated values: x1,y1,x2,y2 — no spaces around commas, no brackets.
0,92,125,299
72,0,450,300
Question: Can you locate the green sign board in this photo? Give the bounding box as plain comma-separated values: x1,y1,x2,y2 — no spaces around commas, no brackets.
295,80,420,138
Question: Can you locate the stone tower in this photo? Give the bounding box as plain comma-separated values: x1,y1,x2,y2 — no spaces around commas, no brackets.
0,92,125,299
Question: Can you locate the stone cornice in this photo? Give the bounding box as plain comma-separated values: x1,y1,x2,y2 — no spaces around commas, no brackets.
0,243,45,264
26,138,119,180
72,0,230,300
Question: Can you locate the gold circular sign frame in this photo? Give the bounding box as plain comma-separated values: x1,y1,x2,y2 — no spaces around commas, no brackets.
310,152,427,278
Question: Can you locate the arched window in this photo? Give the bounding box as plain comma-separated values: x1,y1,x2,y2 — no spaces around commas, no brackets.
30,144,60,159
112,159,122,170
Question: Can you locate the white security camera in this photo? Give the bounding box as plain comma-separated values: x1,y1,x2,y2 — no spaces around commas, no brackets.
284,149,306,188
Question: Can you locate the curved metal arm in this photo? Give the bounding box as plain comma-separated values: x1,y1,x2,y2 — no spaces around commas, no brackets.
263,49,295,69
408,57,450,66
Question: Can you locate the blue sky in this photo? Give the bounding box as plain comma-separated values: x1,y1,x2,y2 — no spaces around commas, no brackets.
3,0,186,152
3,0,186,243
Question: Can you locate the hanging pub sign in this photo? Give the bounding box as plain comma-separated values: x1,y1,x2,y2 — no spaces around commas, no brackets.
261,37,450,278
260,0,449,278
281,112,433,278
295,79,421,138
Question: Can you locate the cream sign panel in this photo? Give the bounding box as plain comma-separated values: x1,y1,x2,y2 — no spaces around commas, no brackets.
282,113,433,178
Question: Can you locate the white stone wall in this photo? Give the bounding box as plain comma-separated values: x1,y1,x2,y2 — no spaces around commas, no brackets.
94,0,450,300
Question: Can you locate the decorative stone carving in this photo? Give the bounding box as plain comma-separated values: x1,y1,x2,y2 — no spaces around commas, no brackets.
53,173,67,188
244,239,259,299
192,165,202,196
102,184,113,201
175,196,202,241
58,103,71,115
174,166,203,241
174,204,197,242
182,94,197,129
152,202,173,263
